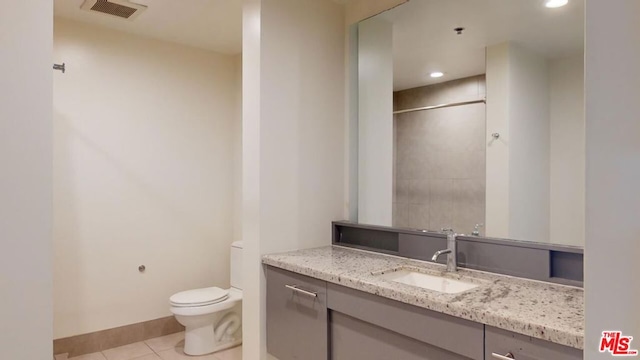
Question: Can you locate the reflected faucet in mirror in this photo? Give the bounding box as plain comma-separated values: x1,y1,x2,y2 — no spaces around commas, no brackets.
472,223,484,236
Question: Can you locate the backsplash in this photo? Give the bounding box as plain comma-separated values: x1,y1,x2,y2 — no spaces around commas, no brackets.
333,221,583,287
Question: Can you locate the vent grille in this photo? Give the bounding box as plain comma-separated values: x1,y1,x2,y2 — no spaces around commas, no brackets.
89,0,138,19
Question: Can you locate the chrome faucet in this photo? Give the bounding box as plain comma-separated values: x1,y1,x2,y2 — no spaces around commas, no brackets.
431,228,457,272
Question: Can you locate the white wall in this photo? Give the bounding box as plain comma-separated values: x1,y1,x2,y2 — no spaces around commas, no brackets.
549,54,585,247
486,42,551,242
357,17,393,226
0,1,53,359
242,0,345,358
344,0,408,223
241,1,262,358
507,44,550,243
585,0,640,358
53,19,239,338
485,43,511,238
233,54,244,243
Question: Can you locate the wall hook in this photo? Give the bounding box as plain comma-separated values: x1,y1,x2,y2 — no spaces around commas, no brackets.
53,63,65,73
491,133,500,139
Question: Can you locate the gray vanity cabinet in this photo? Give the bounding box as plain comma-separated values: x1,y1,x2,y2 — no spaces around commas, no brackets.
485,326,582,360
266,266,328,360
266,266,582,360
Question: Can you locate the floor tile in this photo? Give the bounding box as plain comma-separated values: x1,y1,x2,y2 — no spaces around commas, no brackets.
155,347,218,360
67,352,107,360
55,354,68,360
216,346,242,360
102,342,153,360
144,332,184,353
130,354,161,360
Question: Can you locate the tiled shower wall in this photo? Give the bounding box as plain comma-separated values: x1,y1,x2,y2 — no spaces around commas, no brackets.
393,75,486,235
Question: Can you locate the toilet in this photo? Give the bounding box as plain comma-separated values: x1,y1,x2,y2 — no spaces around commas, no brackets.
169,241,243,356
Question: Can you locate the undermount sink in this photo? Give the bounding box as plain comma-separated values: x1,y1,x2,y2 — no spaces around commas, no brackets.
376,268,480,294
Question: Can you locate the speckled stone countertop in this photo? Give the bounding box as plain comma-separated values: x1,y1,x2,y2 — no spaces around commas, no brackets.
262,245,584,349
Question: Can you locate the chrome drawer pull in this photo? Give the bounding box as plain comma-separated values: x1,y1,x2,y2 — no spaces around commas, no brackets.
491,353,515,359
285,285,318,298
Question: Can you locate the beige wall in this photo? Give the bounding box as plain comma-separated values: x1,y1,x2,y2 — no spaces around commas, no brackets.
242,0,346,358
345,0,408,25
0,1,53,359
53,19,239,338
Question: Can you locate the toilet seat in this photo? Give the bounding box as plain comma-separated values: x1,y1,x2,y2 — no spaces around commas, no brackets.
170,287,229,307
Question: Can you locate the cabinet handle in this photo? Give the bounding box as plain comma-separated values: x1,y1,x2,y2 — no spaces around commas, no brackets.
285,284,318,298
491,353,515,359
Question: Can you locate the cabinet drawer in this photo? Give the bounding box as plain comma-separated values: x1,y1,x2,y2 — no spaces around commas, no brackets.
331,312,471,360
266,266,328,360
327,283,484,360
485,326,582,360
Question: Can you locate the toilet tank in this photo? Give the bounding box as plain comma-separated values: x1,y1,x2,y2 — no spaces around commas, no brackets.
230,241,243,290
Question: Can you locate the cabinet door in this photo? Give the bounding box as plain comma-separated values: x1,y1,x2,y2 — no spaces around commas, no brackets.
266,266,327,360
485,326,582,360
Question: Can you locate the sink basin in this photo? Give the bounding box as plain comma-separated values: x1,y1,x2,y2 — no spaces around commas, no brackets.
377,269,479,294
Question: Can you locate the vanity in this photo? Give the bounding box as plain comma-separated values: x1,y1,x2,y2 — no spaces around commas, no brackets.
263,245,583,360
263,0,586,358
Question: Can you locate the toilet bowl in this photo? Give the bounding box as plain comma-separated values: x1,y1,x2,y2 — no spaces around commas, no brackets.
169,241,243,356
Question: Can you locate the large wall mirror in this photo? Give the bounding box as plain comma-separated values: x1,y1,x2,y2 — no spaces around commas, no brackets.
353,0,585,247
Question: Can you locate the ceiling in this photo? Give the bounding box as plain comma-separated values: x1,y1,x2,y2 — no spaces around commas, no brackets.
376,0,585,91
54,0,243,54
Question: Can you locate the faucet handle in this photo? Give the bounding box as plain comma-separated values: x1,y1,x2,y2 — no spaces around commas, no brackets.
441,228,454,234
472,223,484,236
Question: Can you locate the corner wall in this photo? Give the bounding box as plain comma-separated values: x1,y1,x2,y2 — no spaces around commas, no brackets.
507,44,550,243
242,0,345,358
584,0,640,357
357,17,393,226
344,0,408,25
0,1,53,359
486,43,551,242
549,54,585,247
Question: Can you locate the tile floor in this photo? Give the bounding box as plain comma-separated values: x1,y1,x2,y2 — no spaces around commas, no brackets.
54,332,242,360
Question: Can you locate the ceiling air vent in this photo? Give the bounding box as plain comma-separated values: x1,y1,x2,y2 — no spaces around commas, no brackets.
81,0,147,20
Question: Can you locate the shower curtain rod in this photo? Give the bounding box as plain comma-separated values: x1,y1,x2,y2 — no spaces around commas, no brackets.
393,98,486,115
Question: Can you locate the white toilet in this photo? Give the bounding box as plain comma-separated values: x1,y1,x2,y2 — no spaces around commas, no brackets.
170,241,243,356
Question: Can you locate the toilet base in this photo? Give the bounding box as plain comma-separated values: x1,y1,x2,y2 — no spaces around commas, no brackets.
173,299,243,356
184,324,242,356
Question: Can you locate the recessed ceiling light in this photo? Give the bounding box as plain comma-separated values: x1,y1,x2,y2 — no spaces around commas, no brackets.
430,72,444,78
545,0,568,8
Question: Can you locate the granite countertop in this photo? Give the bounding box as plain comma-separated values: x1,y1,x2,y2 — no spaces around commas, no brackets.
262,245,584,350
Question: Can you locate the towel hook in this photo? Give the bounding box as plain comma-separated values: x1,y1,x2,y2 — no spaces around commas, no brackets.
53,63,65,73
